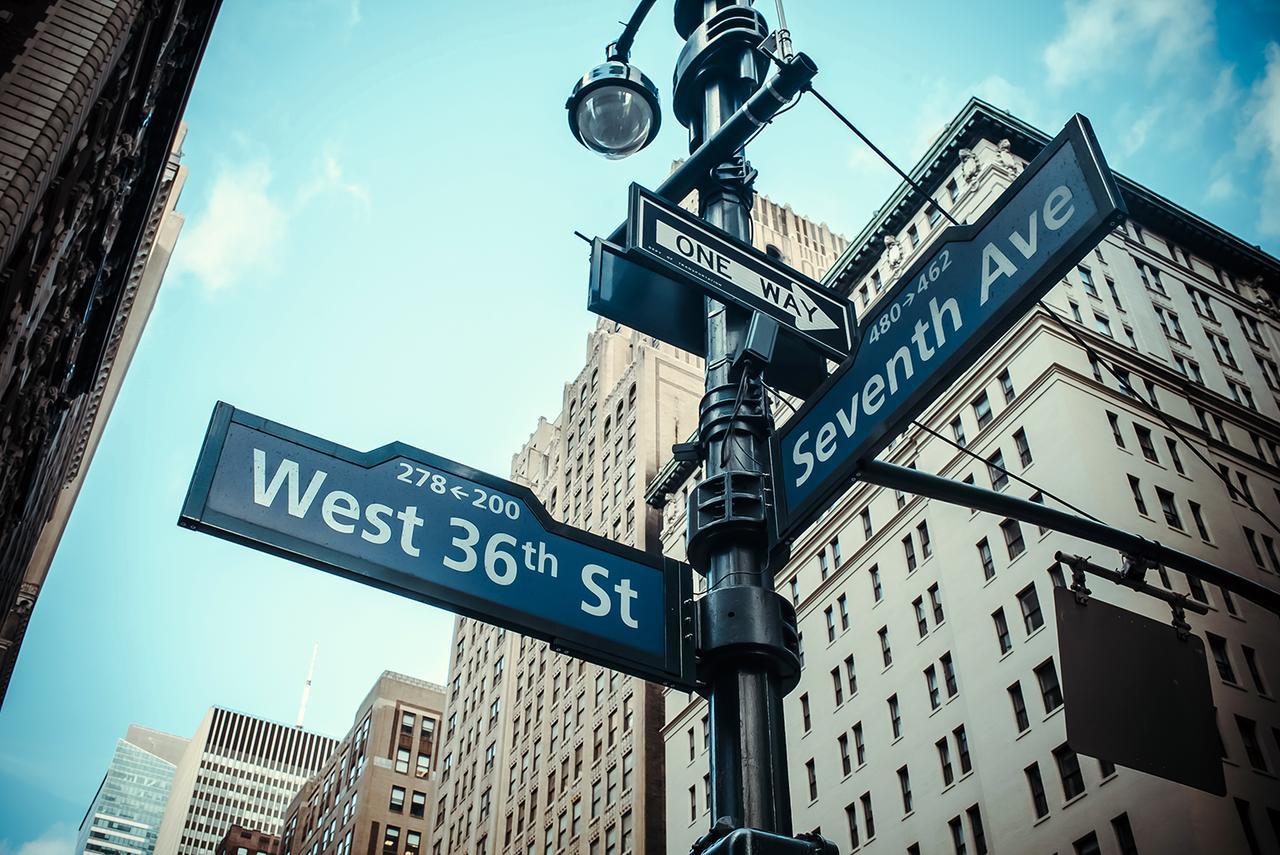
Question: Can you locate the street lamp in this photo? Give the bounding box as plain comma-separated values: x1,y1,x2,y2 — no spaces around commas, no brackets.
566,0,661,159
566,60,661,159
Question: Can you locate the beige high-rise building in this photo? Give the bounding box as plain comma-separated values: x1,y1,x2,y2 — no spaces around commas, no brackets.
431,197,847,855
660,99,1280,854
155,709,338,855
280,672,447,855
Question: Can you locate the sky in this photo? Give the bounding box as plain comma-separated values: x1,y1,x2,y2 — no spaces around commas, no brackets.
1,0,1278,851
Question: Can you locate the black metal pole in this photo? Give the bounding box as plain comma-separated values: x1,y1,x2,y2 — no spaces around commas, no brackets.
858,459,1280,618
675,0,795,835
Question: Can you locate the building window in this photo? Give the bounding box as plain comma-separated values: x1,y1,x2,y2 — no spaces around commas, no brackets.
954,725,972,773
977,538,995,580
838,594,850,630
805,759,818,800
853,721,866,765
861,792,876,840
1236,716,1268,771
925,665,941,709
1242,646,1268,694
1107,411,1125,447
915,598,929,639
1156,487,1182,529
395,748,410,774
1009,682,1029,732
845,803,860,849
1054,743,1086,800
888,695,902,739
998,369,1016,403
897,766,913,815
1013,428,1032,466
929,583,944,623
993,608,1012,654
1078,265,1098,298
1018,583,1044,633
1111,813,1139,855
1035,658,1064,712
1025,763,1049,818
800,693,812,731
1001,518,1025,559
918,521,932,559
951,416,967,447
987,449,1008,490
870,565,883,601
903,534,917,572
410,790,426,818
879,627,892,667
390,786,406,812
861,507,873,538
941,652,959,697
1128,475,1148,516
845,655,858,697
838,733,852,775
825,606,836,642
383,826,401,854
937,738,954,785
972,392,992,429
1208,633,1237,683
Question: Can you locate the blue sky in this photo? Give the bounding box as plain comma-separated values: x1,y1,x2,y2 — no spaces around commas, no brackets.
1,0,1278,851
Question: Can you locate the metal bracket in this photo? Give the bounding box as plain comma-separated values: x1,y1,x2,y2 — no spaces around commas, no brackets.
1120,553,1154,588
687,470,769,566
695,586,801,693
1069,557,1092,605
692,825,840,855
1170,595,1192,641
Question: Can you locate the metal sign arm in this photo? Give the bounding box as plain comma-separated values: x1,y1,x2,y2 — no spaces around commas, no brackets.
605,52,817,244
857,459,1280,618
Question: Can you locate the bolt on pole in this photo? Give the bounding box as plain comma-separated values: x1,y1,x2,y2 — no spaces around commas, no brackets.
674,0,799,835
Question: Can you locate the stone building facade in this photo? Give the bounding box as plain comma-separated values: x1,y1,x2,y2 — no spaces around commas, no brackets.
660,99,1280,855
279,672,447,855
0,0,221,706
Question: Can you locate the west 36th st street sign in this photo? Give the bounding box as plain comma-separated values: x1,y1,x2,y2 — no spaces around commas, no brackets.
772,115,1126,544
181,403,696,689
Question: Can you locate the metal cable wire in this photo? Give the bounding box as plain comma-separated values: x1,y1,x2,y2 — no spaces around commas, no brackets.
1035,299,1280,537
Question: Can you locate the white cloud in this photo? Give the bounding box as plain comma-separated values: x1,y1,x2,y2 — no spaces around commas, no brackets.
0,825,76,855
1043,0,1214,88
1204,174,1236,202
172,160,287,293
348,0,362,27
1241,42,1280,236
1123,105,1165,155
298,148,371,210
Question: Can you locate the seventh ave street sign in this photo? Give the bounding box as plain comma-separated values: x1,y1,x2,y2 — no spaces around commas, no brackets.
772,115,1126,545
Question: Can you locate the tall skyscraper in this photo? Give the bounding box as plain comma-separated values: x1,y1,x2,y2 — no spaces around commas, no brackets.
77,725,190,855
431,197,846,854
0,0,220,707
659,98,1280,854
280,671,447,855
155,709,337,855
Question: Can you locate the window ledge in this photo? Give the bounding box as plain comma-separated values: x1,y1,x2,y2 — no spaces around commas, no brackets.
999,648,1015,662
1026,624,1047,643
1032,813,1052,828
901,810,915,822
1100,771,1118,785
1043,705,1064,723
1015,726,1033,742
1062,791,1088,810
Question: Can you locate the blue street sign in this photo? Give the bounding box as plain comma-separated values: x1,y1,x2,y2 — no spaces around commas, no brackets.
771,115,1126,545
180,403,696,689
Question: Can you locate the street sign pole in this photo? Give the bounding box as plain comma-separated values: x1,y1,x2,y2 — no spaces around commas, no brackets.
674,0,801,837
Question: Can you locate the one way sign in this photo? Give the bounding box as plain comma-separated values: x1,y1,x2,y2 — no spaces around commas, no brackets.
626,185,856,362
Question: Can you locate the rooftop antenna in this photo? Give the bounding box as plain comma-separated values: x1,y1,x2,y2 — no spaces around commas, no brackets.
296,642,317,728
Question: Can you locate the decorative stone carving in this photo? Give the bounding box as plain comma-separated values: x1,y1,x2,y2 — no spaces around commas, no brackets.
1249,276,1280,320
883,235,904,270
997,139,1022,175
958,148,979,182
